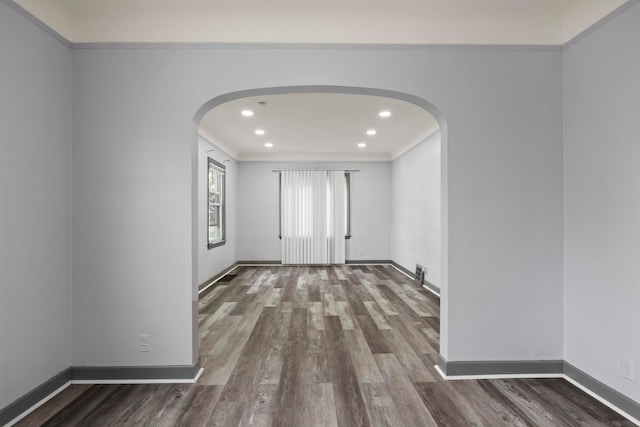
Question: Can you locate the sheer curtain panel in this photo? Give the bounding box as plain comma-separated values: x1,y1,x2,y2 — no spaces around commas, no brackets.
280,170,346,264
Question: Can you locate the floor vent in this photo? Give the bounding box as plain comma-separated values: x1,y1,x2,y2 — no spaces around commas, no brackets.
414,264,425,285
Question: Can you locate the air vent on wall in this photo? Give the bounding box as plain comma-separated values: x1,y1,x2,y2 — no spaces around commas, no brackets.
414,264,426,286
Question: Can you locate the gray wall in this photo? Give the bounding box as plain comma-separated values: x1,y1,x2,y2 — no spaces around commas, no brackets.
236,162,391,262
391,131,441,288
198,136,237,285
564,2,640,403
71,50,194,366
70,44,564,365
0,2,71,410
5,0,640,413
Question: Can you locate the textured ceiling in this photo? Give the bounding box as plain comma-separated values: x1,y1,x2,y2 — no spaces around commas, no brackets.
13,0,628,44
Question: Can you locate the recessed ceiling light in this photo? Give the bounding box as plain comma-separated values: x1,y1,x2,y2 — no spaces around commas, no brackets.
241,110,254,117
265,142,273,148
366,129,376,136
255,129,265,135
379,110,391,117
357,142,366,148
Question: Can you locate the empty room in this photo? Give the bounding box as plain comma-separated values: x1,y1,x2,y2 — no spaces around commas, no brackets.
1,0,639,425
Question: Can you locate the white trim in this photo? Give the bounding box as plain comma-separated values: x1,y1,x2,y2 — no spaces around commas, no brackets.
564,375,640,426
435,365,640,426
198,264,241,295
71,379,195,385
70,368,204,385
236,263,283,267
389,263,416,280
4,382,71,427
193,366,204,382
435,364,447,380
1,366,203,425
1,0,71,47
389,263,441,297
564,0,640,49
436,366,564,381
421,283,441,298
70,42,564,51
343,262,390,265
238,151,391,162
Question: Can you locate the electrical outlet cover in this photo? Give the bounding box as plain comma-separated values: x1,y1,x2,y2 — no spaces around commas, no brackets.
139,334,151,352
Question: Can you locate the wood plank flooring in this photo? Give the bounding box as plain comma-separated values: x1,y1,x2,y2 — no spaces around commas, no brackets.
16,265,633,426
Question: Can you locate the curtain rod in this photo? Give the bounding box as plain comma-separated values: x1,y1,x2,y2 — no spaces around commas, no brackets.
272,169,359,172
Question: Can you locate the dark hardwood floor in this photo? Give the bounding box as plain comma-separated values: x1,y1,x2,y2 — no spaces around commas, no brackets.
16,265,633,426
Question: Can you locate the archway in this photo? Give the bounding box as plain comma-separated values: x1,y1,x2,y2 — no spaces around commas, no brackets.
190,85,449,364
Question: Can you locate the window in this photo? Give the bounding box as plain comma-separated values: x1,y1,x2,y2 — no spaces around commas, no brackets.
208,158,225,249
278,170,354,264
278,170,352,240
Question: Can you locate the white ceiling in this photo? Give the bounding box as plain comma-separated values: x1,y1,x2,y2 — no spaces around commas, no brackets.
14,0,627,45
200,93,439,162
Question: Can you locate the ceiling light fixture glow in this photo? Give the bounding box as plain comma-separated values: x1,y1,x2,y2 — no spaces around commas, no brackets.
265,142,273,148
241,110,254,117
357,142,366,148
366,129,376,136
379,110,391,117
255,129,265,135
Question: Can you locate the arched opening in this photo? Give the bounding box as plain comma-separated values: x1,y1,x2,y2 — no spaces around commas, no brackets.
190,85,449,367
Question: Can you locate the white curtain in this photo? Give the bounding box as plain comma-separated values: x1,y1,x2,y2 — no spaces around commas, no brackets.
281,170,346,264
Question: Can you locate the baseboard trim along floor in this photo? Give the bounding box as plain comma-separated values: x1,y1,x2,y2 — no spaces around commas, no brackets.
198,263,243,292
5,261,638,426
0,368,72,426
71,363,203,383
437,356,640,425
389,260,441,296
563,362,640,425
0,363,202,426
438,356,564,377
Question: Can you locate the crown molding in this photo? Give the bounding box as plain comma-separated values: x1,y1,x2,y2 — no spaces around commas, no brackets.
564,0,639,49
2,0,70,47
